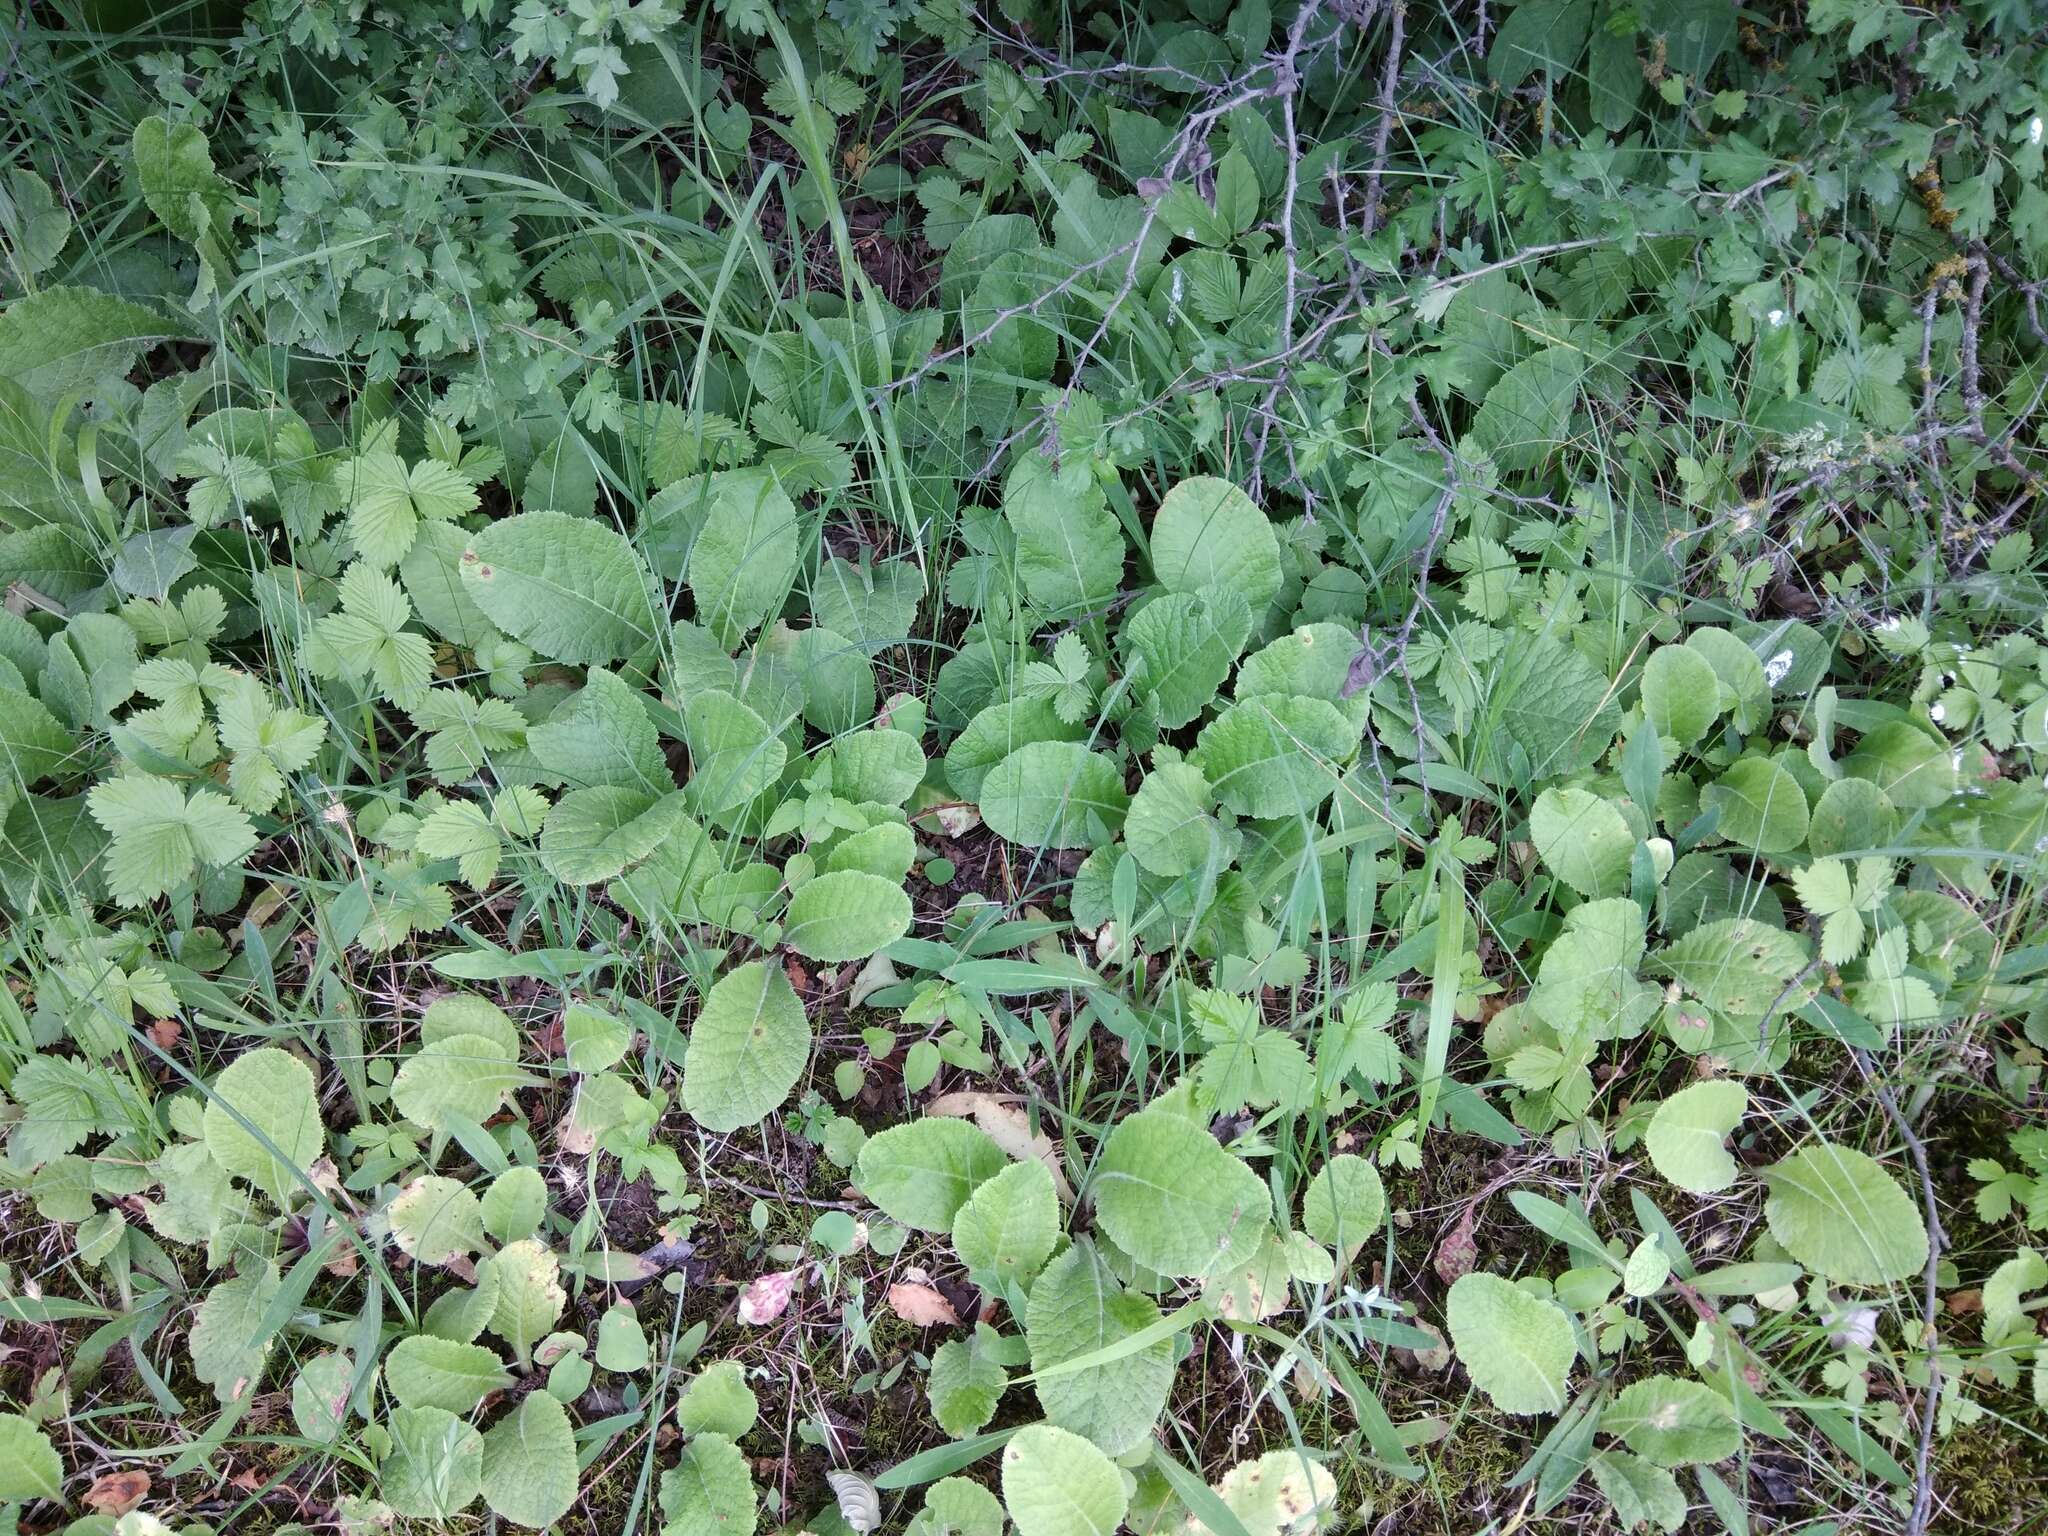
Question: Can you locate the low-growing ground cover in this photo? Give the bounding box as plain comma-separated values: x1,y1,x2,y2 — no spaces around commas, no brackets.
1,1,2046,1533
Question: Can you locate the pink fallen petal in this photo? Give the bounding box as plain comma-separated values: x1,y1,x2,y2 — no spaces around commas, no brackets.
738,1268,797,1325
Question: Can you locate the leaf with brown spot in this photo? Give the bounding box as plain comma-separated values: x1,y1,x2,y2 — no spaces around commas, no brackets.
885,1283,959,1327
85,1471,151,1516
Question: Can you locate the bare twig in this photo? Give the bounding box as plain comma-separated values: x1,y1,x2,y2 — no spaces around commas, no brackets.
1362,0,1405,236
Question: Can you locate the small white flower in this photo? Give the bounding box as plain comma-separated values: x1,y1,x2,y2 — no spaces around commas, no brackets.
1763,648,1795,687
2033,834,2048,854
2031,115,2044,145
1929,702,1946,723
1951,749,1967,771
1879,616,1902,633
1767,307,1787,327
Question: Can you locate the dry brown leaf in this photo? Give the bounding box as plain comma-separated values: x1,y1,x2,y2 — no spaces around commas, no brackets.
145,1017,180,1051
1433,1206,1478,1286
84,1470,150,1516
925,1092,1074,1201
885,1283,959,1327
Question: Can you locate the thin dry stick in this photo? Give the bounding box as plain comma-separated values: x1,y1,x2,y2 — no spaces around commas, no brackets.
1362,0,1405,235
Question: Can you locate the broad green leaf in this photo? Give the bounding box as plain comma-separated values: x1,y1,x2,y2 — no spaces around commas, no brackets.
857,1119,1009,1232
684,690,787,817
462,510,659,665
1683,628,1769,733
202,1046,324,1205
386,1335,514,1413
680,1360,759,1438
783,869,913,961
1762,1140,1928,1286
0,285,198,396
1841,720,1956,809
0,1412,61,1500
1006,458,1125,613
910,1478,1007,1536
1653,917,1810,1019
659,1431,759,1536
1194,696,1352,819
690,472,800,648
1443,1272,1575,1415
0,684,75,788
1493,634,1619,776
1587,1449,1685,1535
1599,1376,1740,1467
489,1240,568,1365
1529,786,1634,898
389,1175,488,1266
1645,1081,1748,1193
1195,1449,1337,1536
132,116,231,246
1026,1241,1174,1455
481,1389,579,1529
1701,757,1808,855
540,785,690,884
1639,645,1721,745
1093,1108,1270,1277
952,1157,1060,1283
1149,476,1282,610
980,742,1129,850
291,1352,355,1442
1001,1424,1128,1536
1807,777,1898,859
930,1324,1009,1438
1470,347,1582,472
528,666,669,790
189,1260,281,1403
481,1165,548,1243
830,728,926,808
946,697,1086,802
1124,761,1229,878
392,1033,532,1139
683,960,811,1132
384,1405,484,1520
1119,588,1254,730
1300,1153,1385,1250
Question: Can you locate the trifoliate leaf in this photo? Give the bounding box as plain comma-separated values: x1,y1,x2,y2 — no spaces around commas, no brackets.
345,452,479,567
0,1412,62,1500
88,773,258,905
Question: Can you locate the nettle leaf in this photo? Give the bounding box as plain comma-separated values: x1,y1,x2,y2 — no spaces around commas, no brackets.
481,1389,579,1530
384,1405,484,1520
1001,1424,1128,1536
1645,1081,1748,1193
1149,476,1282,610
462,510,660,665
929,1323,1009,1437
386,1335,514,1413
1300,1153,1386,1251
1530,786,1634,899
1195,695,1352,819
88,773,258,906
952,1157,1060,1283
389,1175,488,1266
980,741,1129,850
1599,1376,1741,1467
659,1431,759,1536
856,1118,1008,1232
1093,1108,1270,1277
783,869,913,961
679,1360,759,1438
1444,1272,1575,1415
683,959,811,1132
1026,1240,1175,1455
0,1411,62,1501
1762,1140,1928,1286
1701,756,1809,855
202,1046,324,1205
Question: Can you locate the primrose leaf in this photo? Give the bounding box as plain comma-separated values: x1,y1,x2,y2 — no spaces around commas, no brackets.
1026,1240,1175,1455
1701,757,1809,855
1599,1376,1741,1467
856,1118,1008,1232
1639,644,1721,745
384,1405,484,1520
979,742,1129,849
1196,1449,1338,1536
1119,588,1253,730
386,1335,514,1413
392,1033,533,1139
1195,695,1352,818
1150,476,1282,610
689,472,800,649
489,1240,568,1366
1005,458,1125,613
783,869,913,961
1002,1424,1128,1536
952,1157,1060,1283
1093,1108,1270,1277
1762,1140,1928,1286
189,1260,281,1403
683,960,812,1132
0,1412,63,1501
1587,1449,1685,1535
1645,1081,1748,1193
539,786,690,884
202,1046,323,1205
481,1390,579,1529
389,1176,488,1267
679,1360,759,1438
929,1324,1009,1437
1300,1153,1386,1250
462,510,660,665
1529,786,1634,898
1444,1272,1575,1415
0,284,198,396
